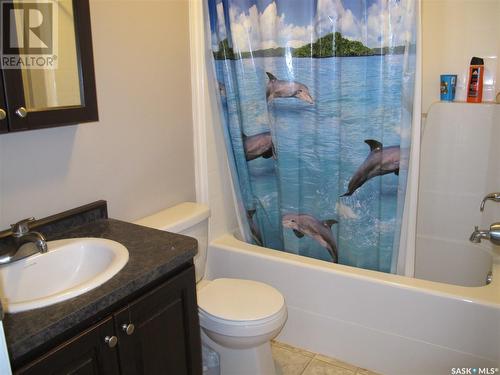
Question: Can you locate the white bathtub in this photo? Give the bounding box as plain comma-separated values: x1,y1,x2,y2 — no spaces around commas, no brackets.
206,234,500,375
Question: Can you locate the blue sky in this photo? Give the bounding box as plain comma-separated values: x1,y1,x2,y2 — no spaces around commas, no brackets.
210,0,382,29
208,0,413,50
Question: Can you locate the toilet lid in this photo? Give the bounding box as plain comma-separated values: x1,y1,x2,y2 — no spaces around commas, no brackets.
197,278,285,322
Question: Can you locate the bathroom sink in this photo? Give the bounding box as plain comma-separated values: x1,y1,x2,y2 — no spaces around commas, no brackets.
0,238,129,313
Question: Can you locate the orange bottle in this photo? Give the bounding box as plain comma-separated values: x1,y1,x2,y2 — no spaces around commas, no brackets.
467,57,484,103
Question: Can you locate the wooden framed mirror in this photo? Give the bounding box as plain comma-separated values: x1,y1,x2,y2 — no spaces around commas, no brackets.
0,0,97,133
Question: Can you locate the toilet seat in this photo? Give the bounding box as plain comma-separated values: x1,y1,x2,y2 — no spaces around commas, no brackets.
197,278,287,337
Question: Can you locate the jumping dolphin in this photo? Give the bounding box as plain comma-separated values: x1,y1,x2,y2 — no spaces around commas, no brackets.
266,72,314,104
246,209,263,246
341,139,400,197
243,132,276,161
282,214,338,263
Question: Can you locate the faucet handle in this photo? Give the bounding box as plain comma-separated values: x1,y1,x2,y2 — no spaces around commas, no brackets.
10,217,36,236
480,192,500,211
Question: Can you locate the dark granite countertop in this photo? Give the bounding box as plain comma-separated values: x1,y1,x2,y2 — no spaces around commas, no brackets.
2,218,198,364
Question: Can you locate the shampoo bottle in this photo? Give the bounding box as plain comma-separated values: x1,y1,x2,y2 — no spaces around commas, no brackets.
466,57,484,103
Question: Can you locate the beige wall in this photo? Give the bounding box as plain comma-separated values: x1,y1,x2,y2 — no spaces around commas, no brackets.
0,0,195,228
422,0,500,112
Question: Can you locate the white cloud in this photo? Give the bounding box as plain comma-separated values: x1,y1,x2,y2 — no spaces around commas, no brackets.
316,0,415,47
365,0,416,48
315,0,362,41
226,2,313,52
214,0,415,52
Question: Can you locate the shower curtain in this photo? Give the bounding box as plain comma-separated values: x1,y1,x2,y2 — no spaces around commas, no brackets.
207,0,417,273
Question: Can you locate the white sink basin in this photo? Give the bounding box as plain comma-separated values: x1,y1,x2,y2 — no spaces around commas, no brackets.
0,238,129,313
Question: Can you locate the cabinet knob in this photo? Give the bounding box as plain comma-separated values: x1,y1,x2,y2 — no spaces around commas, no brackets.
0,109,6,120
16,107,27,118
121,323,135,335
104,335,118,348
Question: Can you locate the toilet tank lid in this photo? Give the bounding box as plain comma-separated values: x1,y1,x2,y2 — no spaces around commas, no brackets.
134,202,210,233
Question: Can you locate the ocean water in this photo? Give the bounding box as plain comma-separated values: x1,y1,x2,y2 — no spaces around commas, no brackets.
215,55,409,273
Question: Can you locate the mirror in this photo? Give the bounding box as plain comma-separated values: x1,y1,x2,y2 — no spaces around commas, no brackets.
13,0,83,111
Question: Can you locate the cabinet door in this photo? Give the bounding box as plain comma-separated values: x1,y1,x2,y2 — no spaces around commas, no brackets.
16,316,120,375
114,266,202,375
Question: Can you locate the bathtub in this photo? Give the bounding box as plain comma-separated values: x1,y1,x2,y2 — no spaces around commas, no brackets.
206,234,500,375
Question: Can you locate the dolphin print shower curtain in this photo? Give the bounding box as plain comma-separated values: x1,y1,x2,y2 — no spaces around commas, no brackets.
208,0,416,273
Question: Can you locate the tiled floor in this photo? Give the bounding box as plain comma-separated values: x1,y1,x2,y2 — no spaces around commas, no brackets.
272,341,380,375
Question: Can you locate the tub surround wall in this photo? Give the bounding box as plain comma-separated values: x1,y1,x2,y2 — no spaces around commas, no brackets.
0,0,195,228
483,105,500,229
416,102,499,286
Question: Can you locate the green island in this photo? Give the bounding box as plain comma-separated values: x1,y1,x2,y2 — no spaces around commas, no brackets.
213,32,406,60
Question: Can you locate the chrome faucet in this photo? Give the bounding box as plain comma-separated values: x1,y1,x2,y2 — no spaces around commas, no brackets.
469,222,500,245
0,218,47,264
480,192,500,211
11,218,48,253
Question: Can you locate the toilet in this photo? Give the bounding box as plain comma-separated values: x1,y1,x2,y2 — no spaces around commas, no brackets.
135,202,287,375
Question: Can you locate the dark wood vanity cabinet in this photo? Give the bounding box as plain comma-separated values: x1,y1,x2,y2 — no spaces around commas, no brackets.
16,266,202,375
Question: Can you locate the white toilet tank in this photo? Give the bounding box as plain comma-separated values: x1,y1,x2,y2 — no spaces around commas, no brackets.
134,202,210,282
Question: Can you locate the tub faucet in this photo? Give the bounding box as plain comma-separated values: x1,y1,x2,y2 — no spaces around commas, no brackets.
469,222,500,245
480,192,500,211
0,218,47,265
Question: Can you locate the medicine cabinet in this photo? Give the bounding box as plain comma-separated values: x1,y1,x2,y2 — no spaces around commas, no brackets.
0,0,97,133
